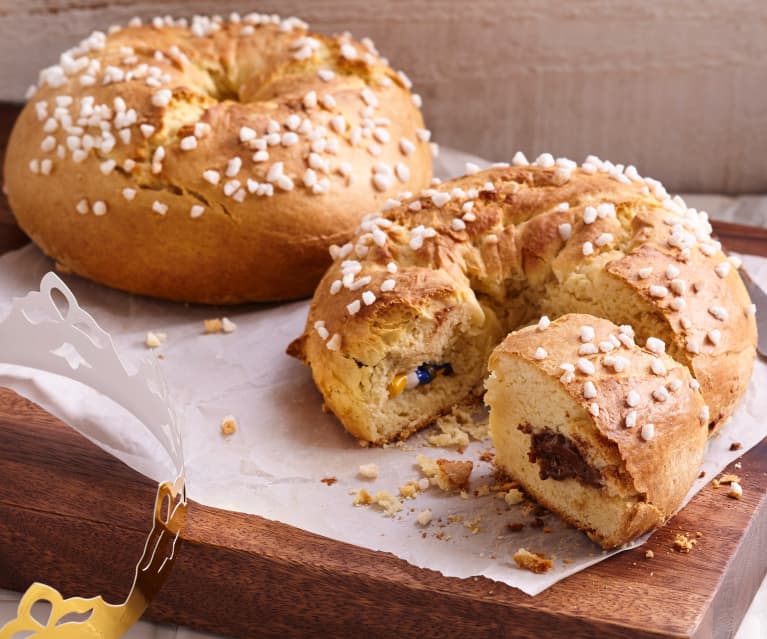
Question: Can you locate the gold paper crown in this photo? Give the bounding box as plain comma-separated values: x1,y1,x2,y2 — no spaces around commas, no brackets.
0,273,187,638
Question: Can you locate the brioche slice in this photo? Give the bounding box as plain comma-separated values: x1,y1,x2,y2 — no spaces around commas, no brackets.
485,313,708,548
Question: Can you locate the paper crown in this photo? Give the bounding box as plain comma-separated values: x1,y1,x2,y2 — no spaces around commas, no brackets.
0,272,187,639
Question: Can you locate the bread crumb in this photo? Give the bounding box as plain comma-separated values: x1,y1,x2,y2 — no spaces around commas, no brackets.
416,454,473,490
645,550,654,559
399,480,424,499
321,476,337,486
428,420,469,448
464,516,482,534
513,548,553,574
729,441,742,451
416,509,433,526
437,458,473,488
475,484,491,497
562,558,573,564
204,318,223,333
507,522,525,532
718,473,741,485
352,489,402,516
479,450,495,463
728,481,743,499
672,533,697,553
221,317,237,333
353,488,372,505
145,331,166,348
428,405,489,448
220,414,237,436
358,463,379,479
504,488,525,506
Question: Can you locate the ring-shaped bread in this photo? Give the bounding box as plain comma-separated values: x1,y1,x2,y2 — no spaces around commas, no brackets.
5,13,432,303
290,154,756,445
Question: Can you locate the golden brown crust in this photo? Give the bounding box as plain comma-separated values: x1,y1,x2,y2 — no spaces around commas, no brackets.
488,313,709,548
5,14,432,303
293,159,756,442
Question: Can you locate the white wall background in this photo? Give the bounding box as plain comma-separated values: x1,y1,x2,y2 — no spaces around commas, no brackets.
1,0,767,194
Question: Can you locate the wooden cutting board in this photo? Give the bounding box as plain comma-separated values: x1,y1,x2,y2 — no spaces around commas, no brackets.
0,102,766,638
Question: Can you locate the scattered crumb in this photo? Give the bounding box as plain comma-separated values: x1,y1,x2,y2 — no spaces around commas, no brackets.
695,531,703,538
357,438,369,447
157,354,165,360
358,463,379,479
416,454,473,490
718,474,741,485
353,488,372,504
352,488,402,516
145,331,166,348
698,470,706,479
321,476,337,486
399,480,424,499
463,515,482,534
428,419,469,448
221,317,237,333
428,405,489,448
672,533,697,553
728,481,743,499
220,414,237,436
513,548,553,574
729,442,742,451
479,450,495,463
645,550,654,559
562,558,574,565
437,458,474,489
734,462,742,469
416,509,433,526
474,484,491,497
204,318,223,333
504,488,525,506
507,522,525,532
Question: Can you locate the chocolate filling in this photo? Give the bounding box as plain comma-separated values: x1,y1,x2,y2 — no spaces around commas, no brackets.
519,424,603,487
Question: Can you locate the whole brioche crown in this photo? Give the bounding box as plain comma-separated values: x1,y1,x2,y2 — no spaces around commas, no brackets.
290,153,756,444
5,12,433,303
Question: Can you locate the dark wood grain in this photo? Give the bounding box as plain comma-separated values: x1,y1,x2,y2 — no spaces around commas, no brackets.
0,99,766,638
0,388,765,639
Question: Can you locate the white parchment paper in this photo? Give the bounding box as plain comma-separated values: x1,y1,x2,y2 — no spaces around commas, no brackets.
1,149,765,596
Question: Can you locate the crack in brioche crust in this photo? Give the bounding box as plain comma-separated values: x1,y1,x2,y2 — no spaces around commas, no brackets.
6,13,432,303
292,159,756,446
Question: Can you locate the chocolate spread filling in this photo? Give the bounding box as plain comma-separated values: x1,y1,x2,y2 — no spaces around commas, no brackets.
519,423,603,487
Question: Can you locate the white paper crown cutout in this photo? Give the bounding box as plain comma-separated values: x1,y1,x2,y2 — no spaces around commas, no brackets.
0,271,183,475
0,272,187,639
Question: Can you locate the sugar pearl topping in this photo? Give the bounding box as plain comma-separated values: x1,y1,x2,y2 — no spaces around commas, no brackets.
641,423,655,441
645,337,666,355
